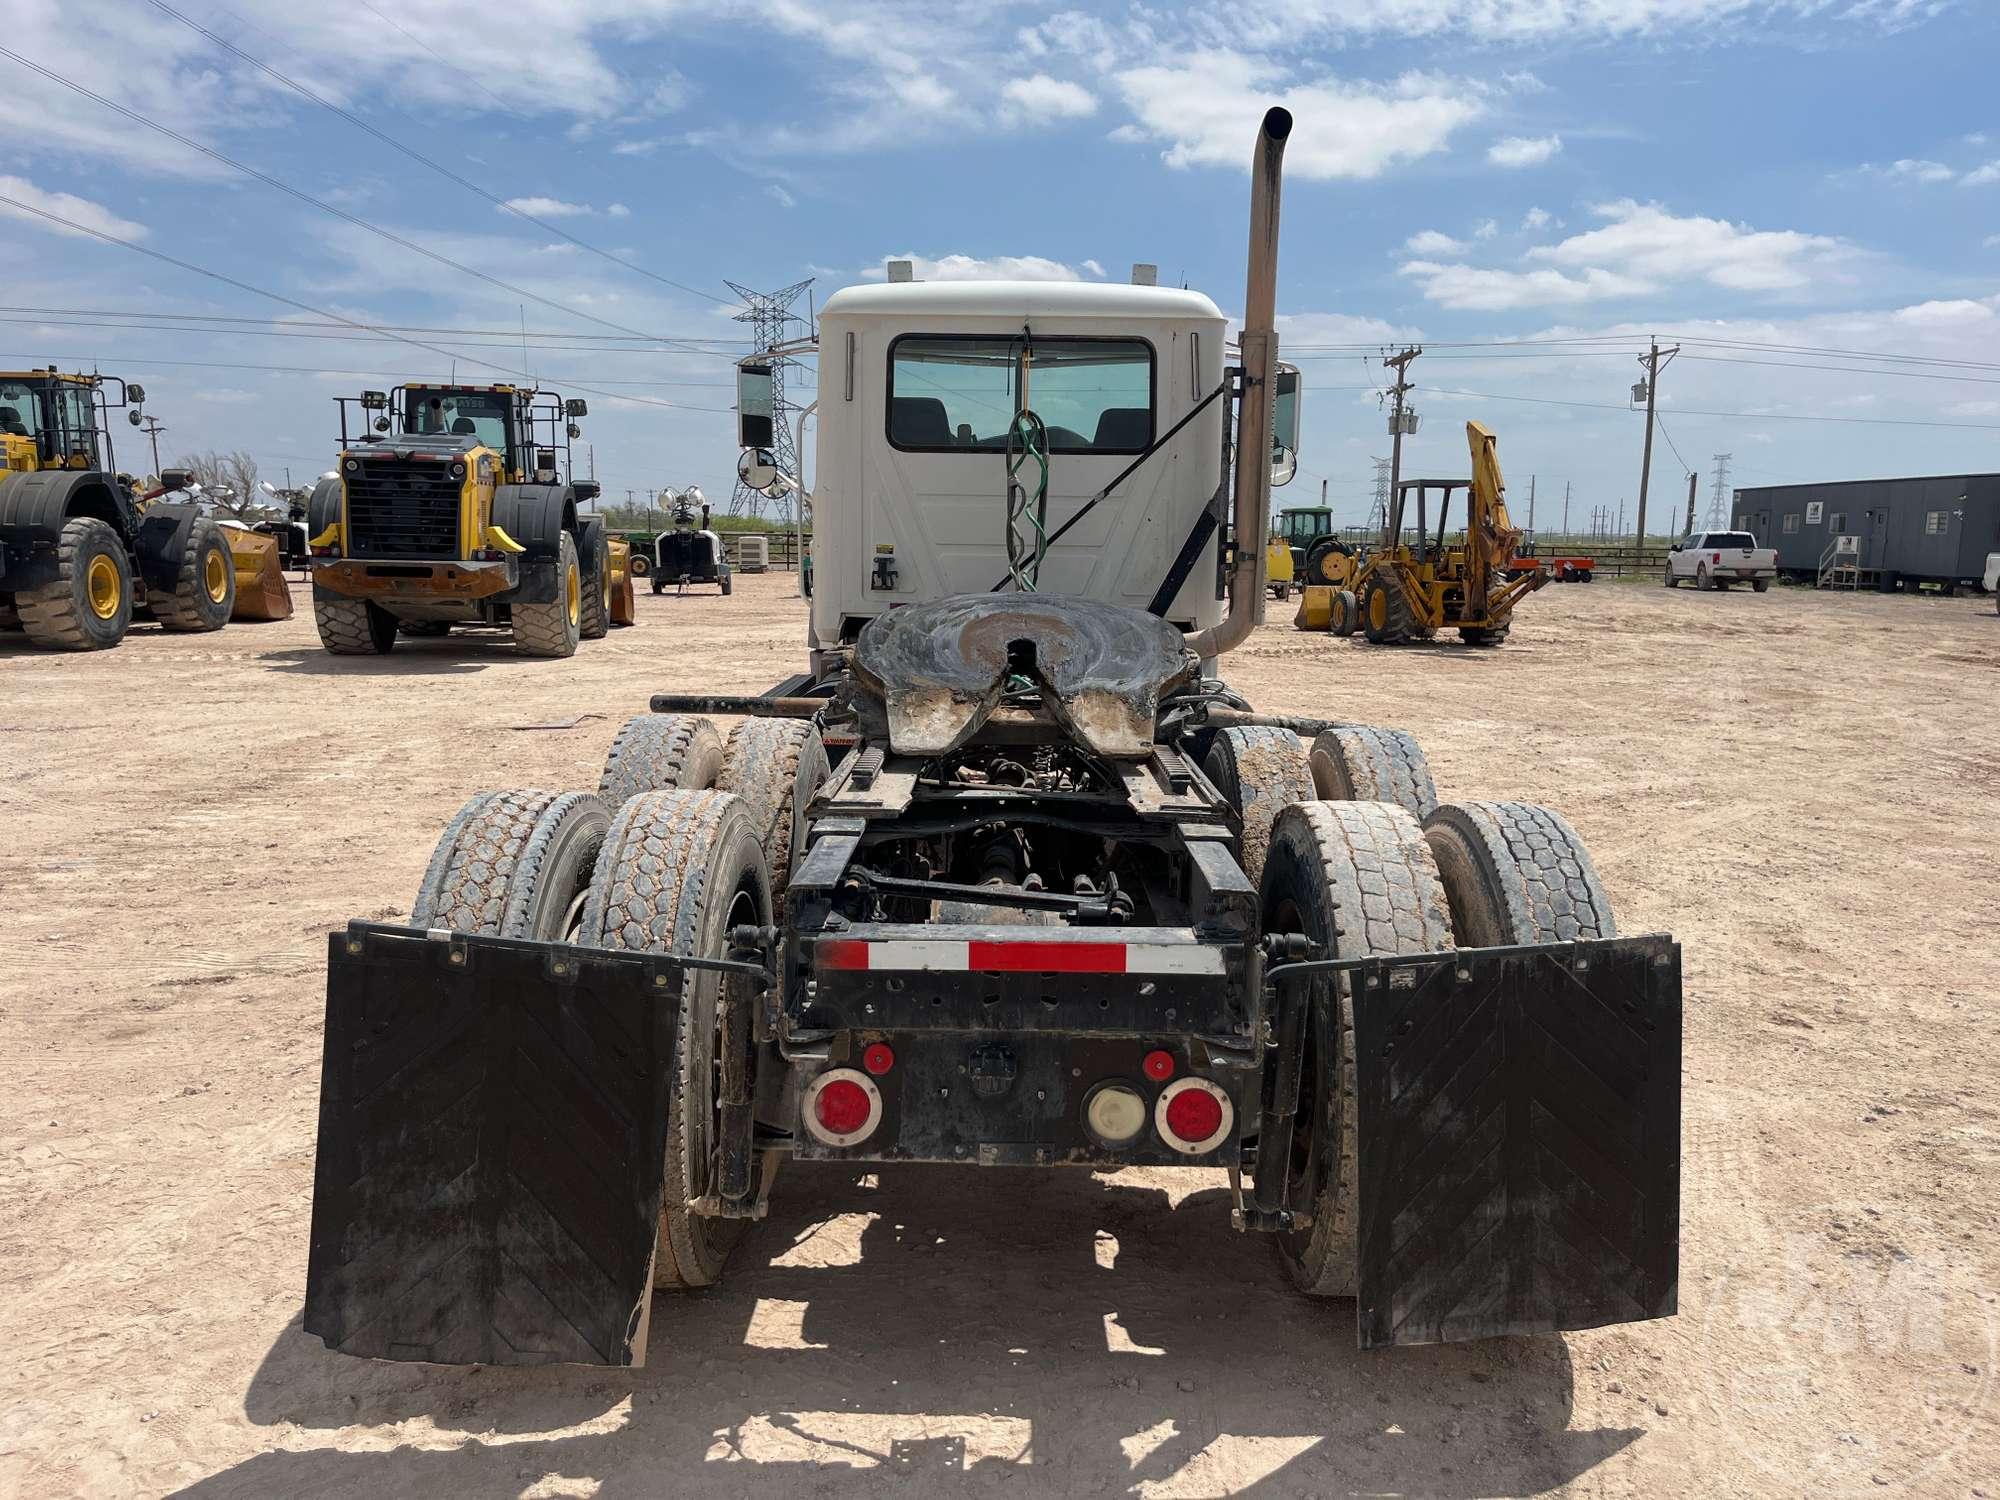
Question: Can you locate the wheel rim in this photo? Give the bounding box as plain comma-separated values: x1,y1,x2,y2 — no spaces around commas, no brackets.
565,562,580,626
204,547,229,604
85,554,121,619
1367,586,1386,631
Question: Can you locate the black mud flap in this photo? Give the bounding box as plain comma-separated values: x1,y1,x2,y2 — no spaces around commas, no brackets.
303,923,680,1367
1352,936,1681,1348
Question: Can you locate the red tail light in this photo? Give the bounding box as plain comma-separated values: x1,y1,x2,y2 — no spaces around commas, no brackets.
1142,1049,1176,1082
862,1042,895,1076
803,1068,882,1147
1712,551,1722,563
1155,1077,1232,1155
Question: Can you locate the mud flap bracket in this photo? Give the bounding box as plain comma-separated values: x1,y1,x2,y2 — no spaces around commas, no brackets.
1348,936,1681,1347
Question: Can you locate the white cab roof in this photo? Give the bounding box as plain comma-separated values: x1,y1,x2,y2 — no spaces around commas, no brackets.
819,280,1225,323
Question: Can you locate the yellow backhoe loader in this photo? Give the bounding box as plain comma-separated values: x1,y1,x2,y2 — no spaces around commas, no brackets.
1295,420,1544,646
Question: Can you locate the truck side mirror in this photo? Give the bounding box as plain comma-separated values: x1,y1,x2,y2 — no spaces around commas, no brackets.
127,383,146,405
360,390,389,411
1270,364,1300,488
737,362,775,450
565,399,588,418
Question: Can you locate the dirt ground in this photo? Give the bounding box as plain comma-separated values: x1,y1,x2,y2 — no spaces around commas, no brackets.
2,571,1997,1499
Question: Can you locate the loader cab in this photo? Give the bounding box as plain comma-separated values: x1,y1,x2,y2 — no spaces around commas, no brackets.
0,370,130,475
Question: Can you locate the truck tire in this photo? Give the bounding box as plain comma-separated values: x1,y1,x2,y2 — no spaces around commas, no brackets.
1202,726,1314,888
628,551,650,578
579,519,610,641
1696,563,1715,591
1422,800,1615,946
16,516,131,651
513,530,581,658
1361,573,1413,645
717,720,832,915
1306,726,1438,820
146,516,234,632
1662,565,1677,588
411,789,612,942
578,789,773,1289
312,583,396,655
719,567,733,596
599,713,724,807
1751,578,1769,593
1258,801,1455,1298
1329,588,1359,637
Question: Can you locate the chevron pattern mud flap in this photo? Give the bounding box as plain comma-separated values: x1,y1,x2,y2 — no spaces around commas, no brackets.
303,923,681,1366
1353,936,1681,1348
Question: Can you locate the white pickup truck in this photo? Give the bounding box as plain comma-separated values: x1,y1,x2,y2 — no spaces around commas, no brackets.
1664,529,1778,592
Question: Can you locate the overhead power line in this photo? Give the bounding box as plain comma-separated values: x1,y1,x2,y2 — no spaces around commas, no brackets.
0,191,726,415
0,45,727,359
141,0,738,312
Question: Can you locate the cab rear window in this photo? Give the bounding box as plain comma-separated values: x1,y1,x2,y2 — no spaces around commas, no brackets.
888,336,1154,454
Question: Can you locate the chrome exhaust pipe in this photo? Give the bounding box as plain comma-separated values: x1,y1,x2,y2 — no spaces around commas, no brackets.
1186,105,1290,661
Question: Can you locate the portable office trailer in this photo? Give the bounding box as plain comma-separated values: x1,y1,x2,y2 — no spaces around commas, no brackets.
1732,473,2000,588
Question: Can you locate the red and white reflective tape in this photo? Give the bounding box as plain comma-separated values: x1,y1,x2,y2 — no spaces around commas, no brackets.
814,937,1225,976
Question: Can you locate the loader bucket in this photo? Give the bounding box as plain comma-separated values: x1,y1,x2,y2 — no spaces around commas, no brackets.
1294,584,1333,631
303,924,682,1366
1346,935,1681,1347
225,528,295,621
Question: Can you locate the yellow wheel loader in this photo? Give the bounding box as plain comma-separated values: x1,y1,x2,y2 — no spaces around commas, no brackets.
1296,420,1545,646
0,369,234,650
305,384,609,657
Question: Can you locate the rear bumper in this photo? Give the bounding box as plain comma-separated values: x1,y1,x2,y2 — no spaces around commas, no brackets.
302,922,1681,1364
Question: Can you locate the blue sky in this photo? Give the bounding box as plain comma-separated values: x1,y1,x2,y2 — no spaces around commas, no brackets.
3,0,1997,532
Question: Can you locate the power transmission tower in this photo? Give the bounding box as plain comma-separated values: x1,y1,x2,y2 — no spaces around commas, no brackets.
1632,337,1680,544
1368,457,1391,536
1705,453,1733,530
724,277,813,519
1382,347,1422,529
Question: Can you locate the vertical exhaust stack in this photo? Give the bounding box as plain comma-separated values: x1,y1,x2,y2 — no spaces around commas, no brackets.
1186,106,1291,661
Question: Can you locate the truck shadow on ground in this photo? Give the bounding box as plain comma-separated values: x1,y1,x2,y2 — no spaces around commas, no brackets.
198,1167,1638,1498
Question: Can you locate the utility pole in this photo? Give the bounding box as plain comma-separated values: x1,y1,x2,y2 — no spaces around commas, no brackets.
1684,470,1698,536
1527,474,1537,532
1383,347,1422,536
140,415,166,477
1633,337,1680,546
1561,481,1570,540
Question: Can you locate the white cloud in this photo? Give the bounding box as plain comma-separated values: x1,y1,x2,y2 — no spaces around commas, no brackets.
768,184,798,209
1986,233,2000,249
0,176,147,241
1891,298,1995,326
611,140,659,157
1487,133,1562,168
1531,199,1852,292
1406,229,1467,255
1227,0,1945,43
1107,123,1148,144
1113,51,1486,180
501,197,596,218
1522,206,1553,230
1081,258,1107,277
1474,218,1500,239
606,203,631,218
866,253,1094,282
999,73,1098,123
1885,158,1958,183
1398,259,1652,310
1963,161,2000,187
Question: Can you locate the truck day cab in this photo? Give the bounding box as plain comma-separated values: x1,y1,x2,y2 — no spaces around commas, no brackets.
1664,529,1777,591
